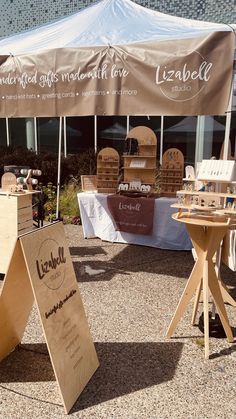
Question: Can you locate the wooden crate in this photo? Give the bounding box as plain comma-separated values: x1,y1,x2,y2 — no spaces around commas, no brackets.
0,192,35,273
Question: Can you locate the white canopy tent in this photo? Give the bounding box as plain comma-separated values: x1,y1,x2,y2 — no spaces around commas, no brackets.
0,0,233,52
0,0,234,117
0,0,234,216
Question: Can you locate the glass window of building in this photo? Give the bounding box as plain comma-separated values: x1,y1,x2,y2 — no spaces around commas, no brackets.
66,116,94,154
97,116,127,153
0,119,7,147
37,117,60,153
8,118,27,148
199,116,226,160
163,116,197,166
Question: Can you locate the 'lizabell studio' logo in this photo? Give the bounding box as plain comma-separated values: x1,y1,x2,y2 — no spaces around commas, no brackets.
36,238,66,290
155,51,212,102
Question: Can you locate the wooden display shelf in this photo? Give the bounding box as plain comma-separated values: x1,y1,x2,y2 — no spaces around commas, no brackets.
97,168,119,172
97,178,117,182
171,203,221,212
162,173,182,176
161,168,183,172
160,148,184,197
123,167,156,170
122,126,157,193
177,190,236,199
97,147,120,193
124,172,156,183
162,182,183,186
215,208,236,216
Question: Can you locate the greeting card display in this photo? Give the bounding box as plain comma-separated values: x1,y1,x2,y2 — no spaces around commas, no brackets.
197,160,235,182
160,148,184,197
97,148,120,193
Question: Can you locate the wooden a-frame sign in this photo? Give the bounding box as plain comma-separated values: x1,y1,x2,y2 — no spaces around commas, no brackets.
0,222,99,413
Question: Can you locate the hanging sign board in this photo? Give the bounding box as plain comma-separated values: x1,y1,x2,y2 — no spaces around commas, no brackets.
0,222,99,414
0,32,234,116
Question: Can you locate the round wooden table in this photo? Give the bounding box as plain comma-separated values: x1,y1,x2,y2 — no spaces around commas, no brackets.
166,212,234,359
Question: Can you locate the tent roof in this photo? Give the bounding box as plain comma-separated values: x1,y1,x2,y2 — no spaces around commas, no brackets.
100,122,130,138
165,116,225,132
0,0,232,54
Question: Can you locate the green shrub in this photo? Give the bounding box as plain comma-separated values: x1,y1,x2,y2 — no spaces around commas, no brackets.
0,145,97,187
59,182,80,221
37,181,81,223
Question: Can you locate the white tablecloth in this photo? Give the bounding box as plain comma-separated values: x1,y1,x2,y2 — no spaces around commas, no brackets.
77,193,192,251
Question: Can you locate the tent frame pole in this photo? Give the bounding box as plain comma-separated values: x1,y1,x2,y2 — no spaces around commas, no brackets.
6,118,10,147
63,116,67,158
126,116,130,135
34,117,38,154
160,116,164,165
94,115,97,154
56,117,62,219
223,83,233,160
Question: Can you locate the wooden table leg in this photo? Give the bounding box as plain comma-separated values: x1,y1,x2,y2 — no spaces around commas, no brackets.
203,260,209,359
166,222,234,358
219,279,236,307
208,261,234,342
166,260,202,338
191,279,202,325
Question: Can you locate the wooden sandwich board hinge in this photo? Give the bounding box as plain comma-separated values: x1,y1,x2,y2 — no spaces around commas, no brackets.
0,222,99,413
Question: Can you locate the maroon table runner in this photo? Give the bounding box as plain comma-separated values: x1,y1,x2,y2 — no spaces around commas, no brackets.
107,195,155,235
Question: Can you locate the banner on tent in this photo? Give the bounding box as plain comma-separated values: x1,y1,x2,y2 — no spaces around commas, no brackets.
0,31,234,116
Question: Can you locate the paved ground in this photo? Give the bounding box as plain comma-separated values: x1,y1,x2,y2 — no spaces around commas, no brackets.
0,224,236,418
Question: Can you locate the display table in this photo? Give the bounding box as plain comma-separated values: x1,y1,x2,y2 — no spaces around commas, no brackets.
166,212,234,359
77,192,192,251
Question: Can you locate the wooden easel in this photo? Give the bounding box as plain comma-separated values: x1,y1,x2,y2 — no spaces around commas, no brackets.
0,222,99,413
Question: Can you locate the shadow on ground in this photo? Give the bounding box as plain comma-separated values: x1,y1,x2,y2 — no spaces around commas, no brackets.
70,246,108,258
73,341,183,411
71,244,193,283
0,341,183,412
70,243,236,301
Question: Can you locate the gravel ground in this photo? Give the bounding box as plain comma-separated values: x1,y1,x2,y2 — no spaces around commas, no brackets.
0,224,236,419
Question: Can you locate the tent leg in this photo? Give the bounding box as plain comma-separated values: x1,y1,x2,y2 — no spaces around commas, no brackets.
56,117,63,220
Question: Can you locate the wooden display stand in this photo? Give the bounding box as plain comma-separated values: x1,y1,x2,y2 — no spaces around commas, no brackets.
122,126,157,193
160,148,184,197
0,222,99,413
97,147,120,193
171,160,236,217
168,160,236,358
167,212,234,359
